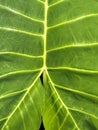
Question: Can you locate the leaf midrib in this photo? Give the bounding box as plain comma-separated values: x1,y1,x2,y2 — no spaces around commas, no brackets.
44,1,81,129
43,0,48,69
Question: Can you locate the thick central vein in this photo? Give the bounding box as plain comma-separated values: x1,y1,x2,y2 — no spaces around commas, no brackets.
43,0,48,69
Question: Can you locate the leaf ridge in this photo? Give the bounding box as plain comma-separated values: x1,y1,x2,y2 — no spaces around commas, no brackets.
18,107,26,130
45,97,60,115
28,94,39,115
22,102,35,129
49,105,63,127
58,113,69,130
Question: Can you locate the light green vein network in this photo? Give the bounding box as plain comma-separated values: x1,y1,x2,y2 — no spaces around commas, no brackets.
0,0,98,130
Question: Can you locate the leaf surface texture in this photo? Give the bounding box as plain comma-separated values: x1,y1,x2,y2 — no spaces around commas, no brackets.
0,0,98,130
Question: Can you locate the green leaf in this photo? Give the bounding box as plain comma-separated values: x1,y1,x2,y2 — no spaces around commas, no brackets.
0,0,98,130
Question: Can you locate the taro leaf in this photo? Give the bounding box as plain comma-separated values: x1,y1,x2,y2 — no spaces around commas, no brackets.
0,0,98,130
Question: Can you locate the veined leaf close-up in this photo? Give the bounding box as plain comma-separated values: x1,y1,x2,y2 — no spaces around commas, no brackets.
0,0,98,130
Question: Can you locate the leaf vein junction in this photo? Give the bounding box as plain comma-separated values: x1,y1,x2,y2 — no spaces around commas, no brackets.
68,107,98,120
55,83,98,99
47,43,98,53
48,0,65,8
0,89,27,100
